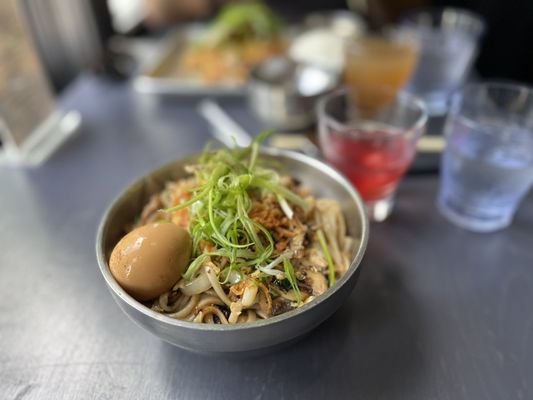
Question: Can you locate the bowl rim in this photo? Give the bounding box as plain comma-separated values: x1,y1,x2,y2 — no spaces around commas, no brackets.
95,147,369,332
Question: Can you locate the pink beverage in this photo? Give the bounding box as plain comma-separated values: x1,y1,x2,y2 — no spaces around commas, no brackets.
321,122,415,202
318,89,427,221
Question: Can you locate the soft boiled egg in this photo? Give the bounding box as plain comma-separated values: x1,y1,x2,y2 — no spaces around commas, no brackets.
109,223,192,301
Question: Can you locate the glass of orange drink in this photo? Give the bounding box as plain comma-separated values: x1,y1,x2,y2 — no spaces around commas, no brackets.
343,34,419,110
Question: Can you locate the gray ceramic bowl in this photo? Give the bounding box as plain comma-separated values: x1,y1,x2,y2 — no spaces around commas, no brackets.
96,147,369,355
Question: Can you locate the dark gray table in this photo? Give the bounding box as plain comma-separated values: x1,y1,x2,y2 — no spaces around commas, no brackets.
1,76,532,400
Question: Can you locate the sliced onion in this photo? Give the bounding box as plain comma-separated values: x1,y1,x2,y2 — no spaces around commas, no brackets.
227,270,242,285
255,309,268,319
180,272,212,296
258,266,285,277
241,283,258,307
264,254,284,270
247,310,257,322
262,251,294,270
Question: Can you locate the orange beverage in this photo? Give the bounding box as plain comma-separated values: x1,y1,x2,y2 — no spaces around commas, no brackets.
344,36,418,109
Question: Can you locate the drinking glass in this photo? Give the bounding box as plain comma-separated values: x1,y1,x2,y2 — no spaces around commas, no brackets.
318,88,427,221
437,83,533,232
399,8,485,116
343,34,419,110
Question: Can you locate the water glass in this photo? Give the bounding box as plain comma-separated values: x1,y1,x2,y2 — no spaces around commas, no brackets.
399,8,485,116
437,83,533,232
318,88,427,222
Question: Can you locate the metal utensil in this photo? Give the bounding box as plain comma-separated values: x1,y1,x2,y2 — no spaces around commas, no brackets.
197,99,252,147
197,99,320,157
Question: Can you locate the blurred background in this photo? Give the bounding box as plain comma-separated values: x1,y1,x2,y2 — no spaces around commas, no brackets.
1,0,532,160
2,0,531,94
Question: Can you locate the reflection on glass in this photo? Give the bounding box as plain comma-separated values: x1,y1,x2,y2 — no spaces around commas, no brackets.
0,0,55,148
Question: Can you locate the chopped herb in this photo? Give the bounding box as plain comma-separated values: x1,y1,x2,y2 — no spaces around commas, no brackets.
317,229,336,287
283,258,302,303
164,131,309,281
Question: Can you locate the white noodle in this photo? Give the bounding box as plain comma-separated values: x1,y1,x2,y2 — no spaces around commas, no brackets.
174,293,189,310
185,313,196,322
197,296,225,309
166,295,199,319
156,293,171,311
200,305,229,324
193,311,204,323
205,266,232,306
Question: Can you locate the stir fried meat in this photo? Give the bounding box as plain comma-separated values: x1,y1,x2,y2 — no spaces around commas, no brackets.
249,193,307,257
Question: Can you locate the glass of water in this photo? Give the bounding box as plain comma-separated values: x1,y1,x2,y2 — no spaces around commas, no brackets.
398,8,485,116
437,82,533,232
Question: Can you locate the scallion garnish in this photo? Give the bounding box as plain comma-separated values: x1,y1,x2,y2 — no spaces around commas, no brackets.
283,258,301,304
317,229,336,287
165,132,309,282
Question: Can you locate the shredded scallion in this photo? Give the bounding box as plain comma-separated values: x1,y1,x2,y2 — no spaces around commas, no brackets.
283,258,301,304
317,229,336,287
164,132,310,282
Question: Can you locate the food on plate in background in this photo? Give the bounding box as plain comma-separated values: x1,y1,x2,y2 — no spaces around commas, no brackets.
289,29,347,74
108,133,355,324
289,11,366,73
178,2,285,84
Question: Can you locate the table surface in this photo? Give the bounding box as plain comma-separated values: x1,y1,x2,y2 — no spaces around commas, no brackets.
1,76,532,400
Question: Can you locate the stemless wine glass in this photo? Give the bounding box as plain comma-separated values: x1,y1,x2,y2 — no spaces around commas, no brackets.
437,82,533,232
343,33,419,110
318,87,427,221
399,7,485,115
